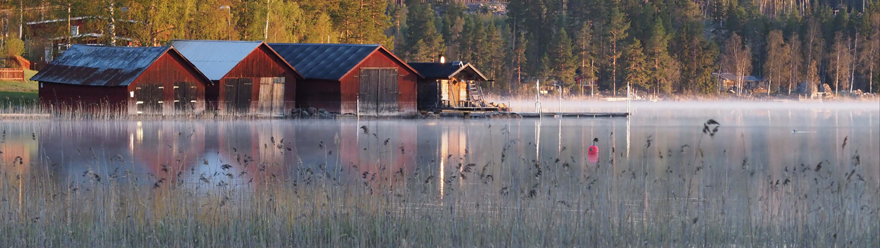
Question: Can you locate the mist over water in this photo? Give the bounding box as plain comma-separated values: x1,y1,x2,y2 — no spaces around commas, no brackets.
0,101,877,246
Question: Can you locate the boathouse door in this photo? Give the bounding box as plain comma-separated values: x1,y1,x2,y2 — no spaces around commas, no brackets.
174,82,198,112
135,83,164,114
257,77,285,115
358,68,398,116
225,78,253,113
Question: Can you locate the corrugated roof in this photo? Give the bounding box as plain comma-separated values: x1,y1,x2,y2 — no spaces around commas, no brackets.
170,40,263,80
268,43,380,81
408,62,489,81
31,45,170,86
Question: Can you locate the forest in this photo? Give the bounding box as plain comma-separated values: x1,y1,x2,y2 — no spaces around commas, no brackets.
0,0,878,97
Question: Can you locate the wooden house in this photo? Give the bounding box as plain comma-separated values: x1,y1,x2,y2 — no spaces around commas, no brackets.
32,45,211,115
409,61,489,111
25,16,137,69
269,43,422,116
715,73,765,92
171,40,302,115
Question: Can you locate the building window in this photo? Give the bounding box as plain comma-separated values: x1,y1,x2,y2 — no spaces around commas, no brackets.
70,25,79,36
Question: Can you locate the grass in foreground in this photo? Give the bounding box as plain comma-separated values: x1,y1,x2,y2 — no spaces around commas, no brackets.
0,120,876,247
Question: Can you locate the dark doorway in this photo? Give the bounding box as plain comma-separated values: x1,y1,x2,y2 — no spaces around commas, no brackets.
135,83,164,114
358,68,398,116
225,78,253,113
174,82,198,112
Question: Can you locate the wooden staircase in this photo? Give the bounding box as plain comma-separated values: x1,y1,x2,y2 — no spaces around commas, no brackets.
467,83,484,107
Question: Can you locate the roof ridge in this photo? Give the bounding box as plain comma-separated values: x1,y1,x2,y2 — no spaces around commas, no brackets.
171,39,263,43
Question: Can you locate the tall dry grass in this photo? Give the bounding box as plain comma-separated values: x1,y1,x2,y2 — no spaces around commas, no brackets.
0,119,877,247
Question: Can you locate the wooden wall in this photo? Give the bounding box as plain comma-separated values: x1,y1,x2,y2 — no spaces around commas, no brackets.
209,44,299,112
128,51,210,115
296,79,341,112
338,49,419,116
39,82,128,112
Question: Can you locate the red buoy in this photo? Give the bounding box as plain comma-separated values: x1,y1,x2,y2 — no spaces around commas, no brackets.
587,138,599,163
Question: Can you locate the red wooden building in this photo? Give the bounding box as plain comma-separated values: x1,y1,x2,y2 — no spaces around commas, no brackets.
171,40,302,115
32,45,211,115
269,43,423,116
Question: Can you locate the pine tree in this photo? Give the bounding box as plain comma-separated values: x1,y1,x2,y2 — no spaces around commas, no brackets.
572,22,595,92
645,17,676,95
482,22,505,88
623,39,649,91
605,6,629,96
673,20,718,94
788,34,803,95
546,27,575,87
511,32,528,91
763,30,791,95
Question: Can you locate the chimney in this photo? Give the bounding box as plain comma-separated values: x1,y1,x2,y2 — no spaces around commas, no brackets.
439,55,446,64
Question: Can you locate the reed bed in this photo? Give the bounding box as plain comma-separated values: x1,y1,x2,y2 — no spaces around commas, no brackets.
0,118,877,247
0,101,291,120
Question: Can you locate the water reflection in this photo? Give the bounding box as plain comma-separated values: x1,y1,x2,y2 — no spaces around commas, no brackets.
0,106,875,204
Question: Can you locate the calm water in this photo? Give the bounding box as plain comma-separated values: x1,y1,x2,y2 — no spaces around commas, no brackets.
3,102,876,182
1,101,878,245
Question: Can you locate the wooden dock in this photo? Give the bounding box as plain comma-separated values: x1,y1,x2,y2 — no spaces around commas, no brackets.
516,112,629,118
436,110,629,118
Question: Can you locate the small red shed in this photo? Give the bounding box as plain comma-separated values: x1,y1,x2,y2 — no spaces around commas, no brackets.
171,40,302,115
269,43,423,116
32,45,211,115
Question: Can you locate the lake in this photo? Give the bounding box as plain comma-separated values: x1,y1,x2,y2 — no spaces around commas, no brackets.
1,101,877,246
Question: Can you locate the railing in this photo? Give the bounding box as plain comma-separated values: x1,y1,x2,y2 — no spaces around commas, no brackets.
0,68,25,81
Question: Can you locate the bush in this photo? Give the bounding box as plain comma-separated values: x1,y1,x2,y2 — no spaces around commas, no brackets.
2,38,24,57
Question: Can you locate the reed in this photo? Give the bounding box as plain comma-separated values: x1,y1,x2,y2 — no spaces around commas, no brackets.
0,118,876,247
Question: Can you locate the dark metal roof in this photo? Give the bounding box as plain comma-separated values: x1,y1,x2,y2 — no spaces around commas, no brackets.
408,62,489,81
31,45,170,86
268,43,421,81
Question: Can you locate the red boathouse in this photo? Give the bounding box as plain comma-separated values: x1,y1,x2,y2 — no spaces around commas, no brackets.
171,40,302,115
269,43,423,116
32,45,211,115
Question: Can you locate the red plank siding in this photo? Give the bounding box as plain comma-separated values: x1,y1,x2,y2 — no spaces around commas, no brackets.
338,49,419,115
127,51,210,114
39,82,128,112
211,44,299,113
39,49,209,114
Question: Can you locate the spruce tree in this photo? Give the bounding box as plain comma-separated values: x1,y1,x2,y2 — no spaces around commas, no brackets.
623,40,649,92
404,1,443,62
547,27,575,88
645,17,675,95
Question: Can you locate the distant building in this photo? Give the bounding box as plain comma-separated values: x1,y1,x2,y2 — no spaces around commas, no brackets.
714,73,765,92
171,40,303,115
269,43,422,116
409,60,489,111
32,45,211,115
25,16,137,69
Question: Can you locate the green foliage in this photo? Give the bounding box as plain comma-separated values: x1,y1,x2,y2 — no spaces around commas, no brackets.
545,27,575,86
404,1,444,62
2,38,25,57
623,40,649,91
17,0,880,96
763,30,791,94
